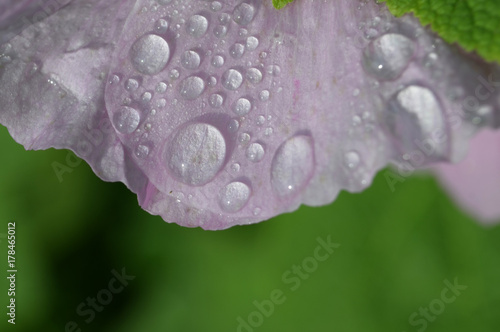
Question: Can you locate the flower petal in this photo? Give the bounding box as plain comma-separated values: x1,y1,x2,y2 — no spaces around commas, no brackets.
435,129,500,224
1,0,499,229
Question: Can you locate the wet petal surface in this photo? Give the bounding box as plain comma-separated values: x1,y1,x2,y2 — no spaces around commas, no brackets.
1,0,499,229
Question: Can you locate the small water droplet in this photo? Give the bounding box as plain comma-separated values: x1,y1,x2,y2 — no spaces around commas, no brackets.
113,107,141,134
135,144,150,158
246,143,265,162
222,69,243,90
259,90,270,101
233,2,256,26
246,36,259,51
211,55,225,68
181,50,201,69
344,151,360,169
209,93,224,108
227,119,240,133
186,14,209,38
219,181,251,213
179,76,205,100
230,43,245,59
246,68,263,84
232,98,252,116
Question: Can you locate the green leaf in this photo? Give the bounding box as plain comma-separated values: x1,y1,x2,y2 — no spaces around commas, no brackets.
380,0,500,63
273,0,295,10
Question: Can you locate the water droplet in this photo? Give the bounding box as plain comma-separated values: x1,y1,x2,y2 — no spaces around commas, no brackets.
179,76,205,100
129,34,170,75
363,33,415,81
344,151,360,169
209,93,224,108
239,132,251,144
227,119,240,133
113,107,141,134
233,3,256,26
135,144,150,158
264,127,273,136
213,25,227,38
256,115,265,125
231,163,241,172
126,78,139,91
219,13,231,24
246,68,263,84
222,69,243,90
230,43,245,59
252,207,261,216
259,90,270,101
169,68,180,79
219,181,251,213
271,135,315,197
166,123,226,186
232,98,252,116
181,50,201,69
156,81,167,93
211,55,225,68
246,36,259,51
155,18,169,34
186,14,209,38
210,1,222,11
387,85,446,157
142,91,153,102
246,143,265,162
266,65,281,76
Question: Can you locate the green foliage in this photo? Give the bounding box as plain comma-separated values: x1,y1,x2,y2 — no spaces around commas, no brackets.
273,0,295,9
381,0,500,63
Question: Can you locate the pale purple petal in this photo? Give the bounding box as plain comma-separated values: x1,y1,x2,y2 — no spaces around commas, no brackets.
435,129,500,224
1,0,499,229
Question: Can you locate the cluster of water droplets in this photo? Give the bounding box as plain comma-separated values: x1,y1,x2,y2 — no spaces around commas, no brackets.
105,0,312,218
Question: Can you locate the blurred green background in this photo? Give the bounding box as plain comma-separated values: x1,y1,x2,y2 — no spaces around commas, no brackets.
1,124,499,332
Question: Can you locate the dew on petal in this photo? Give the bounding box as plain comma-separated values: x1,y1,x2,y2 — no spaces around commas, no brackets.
186,14,209,38
271,135,315,197
179,76,205,100
129,34,170,75
246,142,265,162
166,123,227,186
113,107,141,134
219,181,251,212
362,33,415,81
386,85,446,157
222,69,243,90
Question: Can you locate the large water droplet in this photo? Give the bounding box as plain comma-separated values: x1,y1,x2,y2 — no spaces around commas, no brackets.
129,34,170,75
219,181,251,213
186,14,209,38
386,85,446,157
222,69,243,90
181,50,201,69
271,135,315,197
166,123,226,186
179,76,205,100
246,143,265,162
113,107,141,134
233,3,255,26
363,33,415,81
